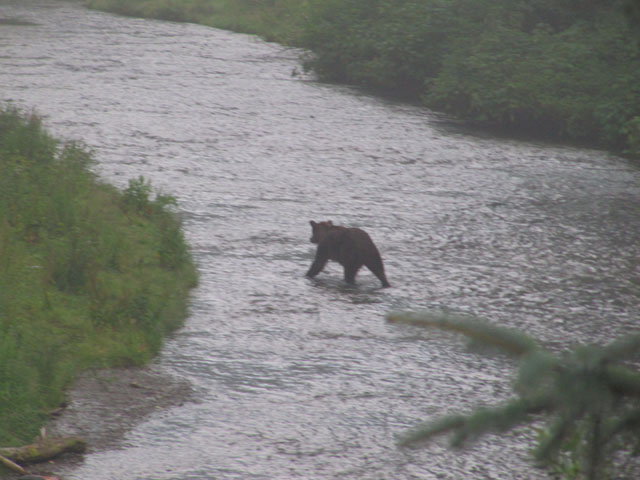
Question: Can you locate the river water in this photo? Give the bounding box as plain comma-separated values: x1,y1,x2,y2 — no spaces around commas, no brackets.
1,1,639,478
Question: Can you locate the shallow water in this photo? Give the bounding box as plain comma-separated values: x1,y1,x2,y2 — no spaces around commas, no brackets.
1,1,639,478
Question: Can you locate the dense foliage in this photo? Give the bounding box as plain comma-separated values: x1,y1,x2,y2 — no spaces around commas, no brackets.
87,0,640,157
388,311,640,479
0,108,197,447
298,0,640,155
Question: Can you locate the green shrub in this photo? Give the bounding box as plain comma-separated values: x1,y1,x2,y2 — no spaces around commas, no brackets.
122,175,154,214
624,116,640,156
0,107,197,447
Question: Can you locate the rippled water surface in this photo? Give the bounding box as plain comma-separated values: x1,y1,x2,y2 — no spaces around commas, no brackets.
1,1,639,478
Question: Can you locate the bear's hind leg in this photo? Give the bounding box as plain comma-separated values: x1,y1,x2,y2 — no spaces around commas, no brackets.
366,258,390,288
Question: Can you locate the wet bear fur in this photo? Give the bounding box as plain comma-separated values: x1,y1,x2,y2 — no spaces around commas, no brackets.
306,220,390,287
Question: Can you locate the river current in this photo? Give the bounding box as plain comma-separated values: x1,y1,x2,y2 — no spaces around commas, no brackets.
1,1,639,478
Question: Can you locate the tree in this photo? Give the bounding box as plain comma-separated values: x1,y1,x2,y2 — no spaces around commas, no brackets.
387,311,640,479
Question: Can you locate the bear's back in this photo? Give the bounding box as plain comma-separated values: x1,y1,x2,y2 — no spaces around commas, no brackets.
323,227,378,263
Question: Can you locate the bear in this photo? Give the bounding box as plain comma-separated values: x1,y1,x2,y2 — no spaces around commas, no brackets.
305,220,391,288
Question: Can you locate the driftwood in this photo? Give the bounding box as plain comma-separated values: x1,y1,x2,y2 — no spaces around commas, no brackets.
0,436,86,465
0,453,28,474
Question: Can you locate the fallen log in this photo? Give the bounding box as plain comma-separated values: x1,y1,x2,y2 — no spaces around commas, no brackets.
0,453,28,474
0,436,86,464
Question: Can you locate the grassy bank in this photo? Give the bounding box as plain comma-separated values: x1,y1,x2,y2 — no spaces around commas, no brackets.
85,0,301,43
85,0,640,158
0,108,197,448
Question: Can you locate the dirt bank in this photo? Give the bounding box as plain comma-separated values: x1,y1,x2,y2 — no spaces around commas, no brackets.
3,366,193,479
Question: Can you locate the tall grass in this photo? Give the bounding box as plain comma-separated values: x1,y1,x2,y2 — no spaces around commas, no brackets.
85,0,303,43
0,107,197,447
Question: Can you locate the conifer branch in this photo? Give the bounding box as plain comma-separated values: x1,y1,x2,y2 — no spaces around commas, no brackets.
399,397,552,448
389,312,640,478
514,350,560,396
387,311,539,356
397,414,467,447
600,334,640,362
586,414,603,480
603,365,640,397
604,408,640,438
534,414,577,461
450,397,550,447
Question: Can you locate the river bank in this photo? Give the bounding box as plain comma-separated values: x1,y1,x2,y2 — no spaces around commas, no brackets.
0,107,198,471
3,366,193,479
83,0,640,160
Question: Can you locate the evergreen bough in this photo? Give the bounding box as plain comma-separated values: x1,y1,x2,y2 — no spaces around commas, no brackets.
387,311,640,479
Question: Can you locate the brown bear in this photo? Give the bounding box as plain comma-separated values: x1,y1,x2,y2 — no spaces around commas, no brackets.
305,220,391,288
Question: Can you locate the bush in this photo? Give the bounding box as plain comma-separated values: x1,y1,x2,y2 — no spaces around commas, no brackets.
0,107,197,447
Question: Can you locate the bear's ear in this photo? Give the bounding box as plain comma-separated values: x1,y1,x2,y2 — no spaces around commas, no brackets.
310,220,317,227
327,220,333,226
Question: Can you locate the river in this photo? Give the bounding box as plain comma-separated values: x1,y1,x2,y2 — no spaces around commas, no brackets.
1,1,639,479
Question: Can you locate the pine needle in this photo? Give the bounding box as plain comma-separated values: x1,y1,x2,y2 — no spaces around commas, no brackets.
397,414,467,447
604,365,640,397
600,334,640,362
387,311,539,356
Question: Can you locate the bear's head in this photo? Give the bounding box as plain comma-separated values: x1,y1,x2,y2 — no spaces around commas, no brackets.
309,220,334,244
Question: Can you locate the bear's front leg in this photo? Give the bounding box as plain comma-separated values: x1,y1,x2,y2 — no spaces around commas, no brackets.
343,263,360,285
306,246,328,278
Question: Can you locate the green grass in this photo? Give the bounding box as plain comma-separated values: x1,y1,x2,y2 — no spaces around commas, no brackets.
85,0,302,43
0,107,198,448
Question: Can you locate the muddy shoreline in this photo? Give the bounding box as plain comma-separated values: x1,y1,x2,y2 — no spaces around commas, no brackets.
5,366,193,479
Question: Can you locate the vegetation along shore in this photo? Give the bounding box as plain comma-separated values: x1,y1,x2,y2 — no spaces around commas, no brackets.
0,108,198,455
84,0,640,158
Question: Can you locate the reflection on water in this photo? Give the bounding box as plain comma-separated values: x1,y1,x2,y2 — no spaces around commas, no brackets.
1,1,639,478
